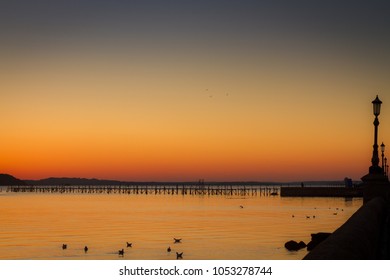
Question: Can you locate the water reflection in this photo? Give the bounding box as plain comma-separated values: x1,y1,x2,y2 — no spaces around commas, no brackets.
0,192,362,260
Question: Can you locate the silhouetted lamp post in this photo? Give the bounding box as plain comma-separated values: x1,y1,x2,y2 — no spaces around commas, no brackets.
362,95,389,204
381,142,385,174
369,95,382,174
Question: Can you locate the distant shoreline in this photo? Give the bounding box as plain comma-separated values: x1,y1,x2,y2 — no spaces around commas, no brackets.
1,173,360,187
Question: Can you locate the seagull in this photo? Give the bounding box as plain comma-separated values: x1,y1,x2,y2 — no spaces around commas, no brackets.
118,249,124,256
84,246,88,253
174,238,182,243
167,246,171,252
62,244,67,250
240,205,244,209
176,252,183,259
126,242,132,248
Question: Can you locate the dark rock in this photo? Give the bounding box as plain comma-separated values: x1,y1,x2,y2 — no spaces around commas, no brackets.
298,241,307,249
285,240,307,251
307,232,332,251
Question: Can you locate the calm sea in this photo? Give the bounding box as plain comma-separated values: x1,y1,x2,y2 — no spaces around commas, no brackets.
0,187,362,260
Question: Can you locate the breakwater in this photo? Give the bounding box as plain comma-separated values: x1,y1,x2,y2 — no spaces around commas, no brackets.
280,187,363,197
304,196,387,259
4,185,279,196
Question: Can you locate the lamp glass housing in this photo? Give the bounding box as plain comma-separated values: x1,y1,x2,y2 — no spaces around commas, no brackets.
381,143,385,153
372,95,382,116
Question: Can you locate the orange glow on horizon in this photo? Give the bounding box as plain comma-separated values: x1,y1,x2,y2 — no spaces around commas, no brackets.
1,32,389,182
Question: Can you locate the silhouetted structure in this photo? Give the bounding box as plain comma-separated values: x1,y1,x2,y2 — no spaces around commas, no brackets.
6,184,279,197
369,96,383,174
303,96,390,260
381,143,386,172
304,197,387,259
361,95,390,203
280,186,362,197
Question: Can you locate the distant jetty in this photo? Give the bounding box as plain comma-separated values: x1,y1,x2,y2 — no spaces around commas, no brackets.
280,186,363,198
5,185,363,198
1,174,363,197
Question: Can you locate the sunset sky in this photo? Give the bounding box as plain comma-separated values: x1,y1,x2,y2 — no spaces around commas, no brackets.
1,1,389,182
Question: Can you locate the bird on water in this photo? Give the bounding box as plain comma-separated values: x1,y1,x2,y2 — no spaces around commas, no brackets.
62,244,67,250
176,252,183,259
127,242,132,248
84,246,88,253
118,249,124,256
167,246,171,252
174,238,182,243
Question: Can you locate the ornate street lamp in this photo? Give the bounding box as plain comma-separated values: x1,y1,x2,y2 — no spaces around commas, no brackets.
362,95,389,204
369,95,382,174
381,142,385,174
373,95,382,116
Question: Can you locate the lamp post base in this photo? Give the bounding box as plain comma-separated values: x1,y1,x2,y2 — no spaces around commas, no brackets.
361,172,390,204
369,165,383,174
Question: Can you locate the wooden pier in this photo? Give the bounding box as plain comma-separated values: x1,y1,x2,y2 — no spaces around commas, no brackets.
4,184,280,197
